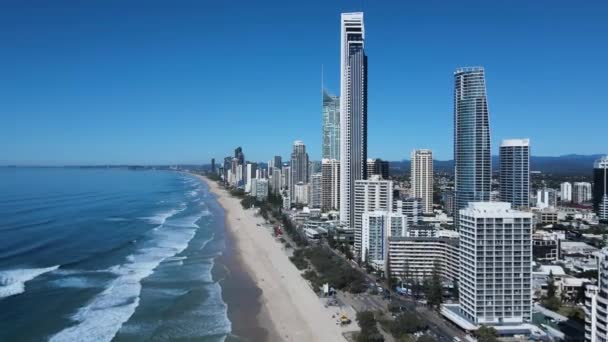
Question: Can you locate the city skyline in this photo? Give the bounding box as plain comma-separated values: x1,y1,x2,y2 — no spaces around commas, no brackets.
2,1,607,165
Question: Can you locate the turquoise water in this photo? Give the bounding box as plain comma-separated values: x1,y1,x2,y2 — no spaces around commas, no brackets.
0,168,230,341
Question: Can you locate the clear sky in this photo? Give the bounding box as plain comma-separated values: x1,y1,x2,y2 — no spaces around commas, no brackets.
1,0,606,165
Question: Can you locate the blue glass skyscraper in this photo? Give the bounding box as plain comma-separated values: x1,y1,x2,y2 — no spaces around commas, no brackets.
453,67,491,224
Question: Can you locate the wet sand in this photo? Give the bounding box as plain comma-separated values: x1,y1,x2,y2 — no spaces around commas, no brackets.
198,175,352,342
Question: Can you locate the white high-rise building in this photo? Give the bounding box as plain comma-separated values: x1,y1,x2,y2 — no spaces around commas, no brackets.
361,210,406,266
244,163,257,193
574,182,593,204
310,173,322,209
294,182,309,205
340,12,367,230
321,158,340,212
255,179,269,201
393,197,423,227
458,202,533,325
354,175,393,254
584,248,608,342
536,188,557,209
411,149,434,214
560,182,573,203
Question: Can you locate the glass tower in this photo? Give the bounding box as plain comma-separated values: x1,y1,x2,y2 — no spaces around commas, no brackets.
453,67,491,225
500,139,530,209
594,156,608,222
340,12,368,234
322,90,340,160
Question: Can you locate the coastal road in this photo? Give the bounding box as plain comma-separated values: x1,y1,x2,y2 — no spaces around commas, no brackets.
321,242,466,342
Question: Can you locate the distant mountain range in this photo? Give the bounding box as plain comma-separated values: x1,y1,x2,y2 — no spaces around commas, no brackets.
389,154,605,176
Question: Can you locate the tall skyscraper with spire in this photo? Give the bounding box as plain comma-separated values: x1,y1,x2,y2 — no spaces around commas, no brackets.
340,12,368,229
453,67,491,225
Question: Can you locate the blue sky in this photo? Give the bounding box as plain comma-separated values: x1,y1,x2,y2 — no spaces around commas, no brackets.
1,0,606,165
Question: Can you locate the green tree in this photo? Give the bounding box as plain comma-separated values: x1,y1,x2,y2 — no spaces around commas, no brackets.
426,262,443,309
476,325,498,342
416,335,436,342
356,311,384,342
547,270,556,299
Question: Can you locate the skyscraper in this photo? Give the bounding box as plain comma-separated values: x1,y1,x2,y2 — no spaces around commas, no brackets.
366,158,389,180
340,12,368,229
322,90,340,160
354,175,393,254
211,158,215,173
560,182,572,203
573,182,592,204
453,67,491,225
594,156,608,222
458,202,533,325
321,158,340,212
311,173,322,209
290,141,309,199
234,147,244,166
410,150,433,214
499,139,530,209
274,156,282,171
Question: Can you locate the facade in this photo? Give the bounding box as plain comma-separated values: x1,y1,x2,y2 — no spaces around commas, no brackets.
274,156,282,171
561,182,573,203
283,166,291,191
584,248,608,342
271,168,282,194
234,147,244,166
290,141,309,198
499,139,530,209
367,158,389,180
322,90,340,160
536,188,557,209
294,182,309,205
594,156,608,222
321,158,340,212
574,182,593,204
458,202,533,325
255,179,269,201
310,173,322,209
353,175,393,254
340,12,368,230
361,211,406,266
453,67,491,226
308,160,321,183
393,197,423,227
411,150,434,214
245,163,257,193
388,232,460,282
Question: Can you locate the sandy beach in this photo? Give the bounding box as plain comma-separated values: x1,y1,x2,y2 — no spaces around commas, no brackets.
197,175,356,341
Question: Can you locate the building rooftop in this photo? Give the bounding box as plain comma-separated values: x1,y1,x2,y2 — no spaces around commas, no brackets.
461,202,533,218
501,138,530,147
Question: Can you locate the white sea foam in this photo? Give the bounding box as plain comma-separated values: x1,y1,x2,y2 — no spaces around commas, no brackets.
199,233,215,250
141,204,186,225
0,265,60,299
49,210,201,342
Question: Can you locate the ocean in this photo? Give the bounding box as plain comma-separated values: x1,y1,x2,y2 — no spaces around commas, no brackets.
0,168,233,341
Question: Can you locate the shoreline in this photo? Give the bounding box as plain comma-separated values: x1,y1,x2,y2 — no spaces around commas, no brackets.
196,175,353,341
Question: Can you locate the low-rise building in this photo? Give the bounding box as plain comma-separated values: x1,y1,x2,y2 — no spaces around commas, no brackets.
387,231,459,283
